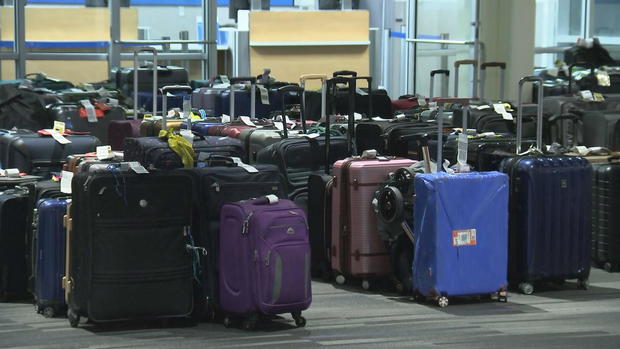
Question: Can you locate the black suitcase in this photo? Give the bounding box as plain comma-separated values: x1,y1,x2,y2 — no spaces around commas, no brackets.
65,168,196,327
47,103,126,145
114,65,189,96
355,119,437,158
182,161,286,319
582,111,620,150
592,156,620,272
0,130,101,177
0,188,30,301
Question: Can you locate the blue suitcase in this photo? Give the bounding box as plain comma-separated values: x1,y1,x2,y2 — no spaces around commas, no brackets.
34,198,69,317
412,99,509,308
500,77,592,295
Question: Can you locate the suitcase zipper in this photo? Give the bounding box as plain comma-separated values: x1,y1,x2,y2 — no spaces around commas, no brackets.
242,211,254,235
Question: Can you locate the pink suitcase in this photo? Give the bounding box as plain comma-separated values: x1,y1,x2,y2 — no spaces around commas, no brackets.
331,156,416,290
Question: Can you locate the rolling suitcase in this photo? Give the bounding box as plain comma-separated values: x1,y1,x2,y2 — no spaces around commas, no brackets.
412,98,509,307
331,153,416,290
0,188,30,301
500,76,592,295
0,129,100,177
34,198,69,318
139,85,193,137
64,168,196,327
182,161,286,320
47,102,126,145
219,196,311,330
592,156,620,272
581,110,620,150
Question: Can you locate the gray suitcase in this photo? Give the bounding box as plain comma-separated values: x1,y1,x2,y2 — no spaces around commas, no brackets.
582,111,620,150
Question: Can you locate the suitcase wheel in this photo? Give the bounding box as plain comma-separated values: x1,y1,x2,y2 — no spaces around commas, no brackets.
604,262,613,273
436,296,449,308
241,313,258,331
361,279,371,291
68,309,80,328
292,311,306,328
577,278,589,290
335,274,346,285
43,307,55,318
518,282,534,295
498,290,508,303
223,317,233,328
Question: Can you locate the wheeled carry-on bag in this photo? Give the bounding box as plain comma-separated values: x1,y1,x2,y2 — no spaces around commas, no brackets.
34,198,69,317
412,98,509,307
500,77,592,295
592,155,620,272
219,196,311,330
64,168,196,327
0,188,30,301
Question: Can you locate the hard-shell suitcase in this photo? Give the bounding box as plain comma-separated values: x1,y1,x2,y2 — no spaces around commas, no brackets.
47,103,126,145
500,77,592,294
34,198,69,317
0,188,29,301
184,162,286,320
592,156,620,272
219,196,311,330
0,130,100,176
64,168,196,327
331,155,416,289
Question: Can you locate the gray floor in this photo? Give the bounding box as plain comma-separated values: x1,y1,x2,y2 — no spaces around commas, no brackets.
1,268,620,349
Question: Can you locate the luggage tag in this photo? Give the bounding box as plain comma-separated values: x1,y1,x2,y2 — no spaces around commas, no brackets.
45,127,72,145
127,161,149,174
593,92,605,102
230,157,258,173
60,170,73,194
221,114,231,123
456,133,471,173
579,90,594,101
265,194,279,204
180,129,194,145
417,98,427,106
219,75,230,84
356,88,368,96
80,100,98,123
492,103,513,120
257,85,270,105
96,145,113,160
2,168,20,178
240,116,257,127
597,70,611,87
476,105,491,110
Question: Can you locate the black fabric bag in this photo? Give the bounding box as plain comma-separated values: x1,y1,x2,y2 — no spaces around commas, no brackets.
0,85,54,131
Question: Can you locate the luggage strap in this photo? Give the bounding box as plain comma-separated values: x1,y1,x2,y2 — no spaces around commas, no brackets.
159,129,194,168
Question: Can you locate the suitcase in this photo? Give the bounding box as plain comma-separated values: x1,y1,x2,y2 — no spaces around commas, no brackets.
34,198,69,317
219,196,311,330
0,188,30,301
115,64,188,97
582,110,620,150
183,162,286,320
47,102,126,145
64,168,196,327
592,156,620,272
500,77,592,295
108,119,141,151
331,154,416,290
193,86,228,117
0,129,101,177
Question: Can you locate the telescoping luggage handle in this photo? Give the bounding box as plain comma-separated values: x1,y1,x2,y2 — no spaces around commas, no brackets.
133,47,158,119
159,85,193,130
517,76,544,154
430,70,449,99
432,97,470,172
454,60,476,97
333,70,357,77
276,85,305,139
300,74,328,135
229,77,257,120
480,62,506,101
323,76,358,174
568,62,596,94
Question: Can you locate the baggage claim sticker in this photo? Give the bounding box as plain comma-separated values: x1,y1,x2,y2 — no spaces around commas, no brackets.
452,229,477,246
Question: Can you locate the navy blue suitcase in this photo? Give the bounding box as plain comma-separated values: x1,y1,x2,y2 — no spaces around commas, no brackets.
34,198,69,317
500,77,592,295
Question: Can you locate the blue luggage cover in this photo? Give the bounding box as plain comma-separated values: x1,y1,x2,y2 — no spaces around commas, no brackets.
413,171,509,297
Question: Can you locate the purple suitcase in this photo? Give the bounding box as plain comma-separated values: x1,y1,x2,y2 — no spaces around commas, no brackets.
219,196,311,330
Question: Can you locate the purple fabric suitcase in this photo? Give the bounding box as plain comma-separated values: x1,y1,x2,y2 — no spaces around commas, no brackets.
219,196,311,330
108,119,141,151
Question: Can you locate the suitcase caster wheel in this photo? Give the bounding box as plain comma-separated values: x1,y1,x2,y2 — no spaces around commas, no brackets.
35,304,42,314
292,311,306,328
335,274,346,285
604,262,613,273
498,290,508,303
578,278,589,290
43,307,55,318
437,296,449,308
68,310,80,328
223,317,232,328
519,282,534,295
361,279,371,291
242,318,257,331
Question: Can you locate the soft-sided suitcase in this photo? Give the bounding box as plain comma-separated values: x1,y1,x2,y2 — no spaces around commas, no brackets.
0,188,30,301
592,156,620,272
34,198,69,317
219,196,311,330
500,77,592,295
582,110,620,150
108,119,141,151
48,103,126,145
64,168,196,327
0,129,100,177
331,154,416,290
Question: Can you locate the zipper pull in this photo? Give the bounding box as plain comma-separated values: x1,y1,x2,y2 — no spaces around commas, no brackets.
242,211,254,235
211,182,220,192
265,250,271,266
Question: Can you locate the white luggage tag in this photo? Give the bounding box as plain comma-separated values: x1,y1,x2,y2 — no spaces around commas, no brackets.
60,170,73,194
221,114,231,123
107,98,119,107
579,90,594,101
257,85,270,105
45,129,72,145
456,133,470,172
597,70,611,87
476,105,491,110
417,98,427,106
492,103,513,120
231,157,258,173
127,161,149,174
2,168,20,178
180,129,194,145
265,194,279,204
96,145,113,160
240,116,257,127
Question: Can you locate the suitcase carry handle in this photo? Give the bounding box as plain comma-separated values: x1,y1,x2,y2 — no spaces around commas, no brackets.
480,62,507,101
454,60,477,97
133,47,158,119
159,85,193,131
430,70,450,99
277,85,305,139
517,76,544,153
432,98,470,171
568,62,596,94
229,77,257,121
333,70,357,77
300,74,328,135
